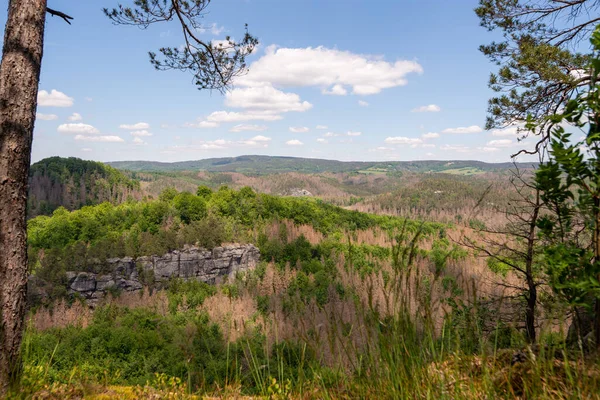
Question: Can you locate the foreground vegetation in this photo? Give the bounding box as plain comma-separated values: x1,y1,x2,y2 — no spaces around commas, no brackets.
12,183,600,398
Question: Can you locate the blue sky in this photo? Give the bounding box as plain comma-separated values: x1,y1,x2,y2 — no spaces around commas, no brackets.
1,0,539,163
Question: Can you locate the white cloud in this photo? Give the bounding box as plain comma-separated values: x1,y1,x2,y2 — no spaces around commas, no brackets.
482,147,500,152
68,113,82,121
162,136,271,153
490,125,522,137
440,144,470,153
486,139,513,147
441,125,482,134
236,46,423,95
422,144,436,148
347,131,361,136
358,100,369,107
289,126,309,133
132,137,146,145
425,152,435,157
198,22,225,35
322,84,347,96
316,125,328,130
316,138,328,143
250,135,271,142
36,113,58,121
205,111,283,123
384,136,423,145
286,139,303,146
81,148,92,152
225,86,312,113
412,104,441,113
131,130,153,137
230,124,268,132
57,123,99,135
85,97,93,102
184,120,220,128
119,122,150,130
324,132,340,137
570,69,589,80
421,132,440,139
38,90,74,107
74,135,124,142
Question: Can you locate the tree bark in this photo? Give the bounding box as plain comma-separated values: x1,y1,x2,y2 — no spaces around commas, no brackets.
0,0,47,394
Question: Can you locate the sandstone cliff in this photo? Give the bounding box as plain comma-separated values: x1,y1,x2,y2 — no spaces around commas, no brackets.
64,244,260,305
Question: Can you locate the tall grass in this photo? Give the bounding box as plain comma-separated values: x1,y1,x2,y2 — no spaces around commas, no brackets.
16,220,600,398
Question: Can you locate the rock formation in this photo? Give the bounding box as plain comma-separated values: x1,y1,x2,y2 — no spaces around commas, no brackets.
64,244,260,305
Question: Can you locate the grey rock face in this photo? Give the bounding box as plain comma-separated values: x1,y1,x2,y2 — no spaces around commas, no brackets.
287,188,313,197
65,244,260,305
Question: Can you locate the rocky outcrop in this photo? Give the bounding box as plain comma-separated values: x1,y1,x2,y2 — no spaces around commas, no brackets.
65,244,260,305
286,188,313,197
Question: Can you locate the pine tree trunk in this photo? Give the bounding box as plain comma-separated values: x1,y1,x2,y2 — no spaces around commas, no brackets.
0,0,47,394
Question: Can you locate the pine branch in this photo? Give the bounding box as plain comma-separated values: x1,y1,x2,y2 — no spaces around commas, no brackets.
47,7,73,25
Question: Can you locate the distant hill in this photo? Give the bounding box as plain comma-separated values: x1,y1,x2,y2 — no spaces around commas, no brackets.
108,155,536,174
28,157,141,217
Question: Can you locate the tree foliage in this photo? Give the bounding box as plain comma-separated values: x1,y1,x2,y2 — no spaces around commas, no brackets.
534,25,600,346
476,0,597,139
104,0,258,92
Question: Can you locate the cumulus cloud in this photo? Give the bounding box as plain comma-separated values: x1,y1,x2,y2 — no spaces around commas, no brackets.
289,126,309,133
205,111,283,123
384,136,423,145
250,135,271,142
421,132,440,139
119,122,150,130
441,125,482,134
197,22,225,35
131,130,153,137
482,147,500,152
58,123,99,135
440,144,470,153
81,148,92,152
316,125,328,130
162,136,270,153
486,139,513,147
490,125,522,137
358,100,369,107
316,138,328,143
412,104,441,113
286,139,303,146
36,113,58,121
68,113,82,121
230,124,268,132
74,135,124,142
236,46,423,95
347,131,361,136
184,120,220,128
132,137,146,145
324,132,340,137
225,86,312,113
38,90,74,107
322,84,348,96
